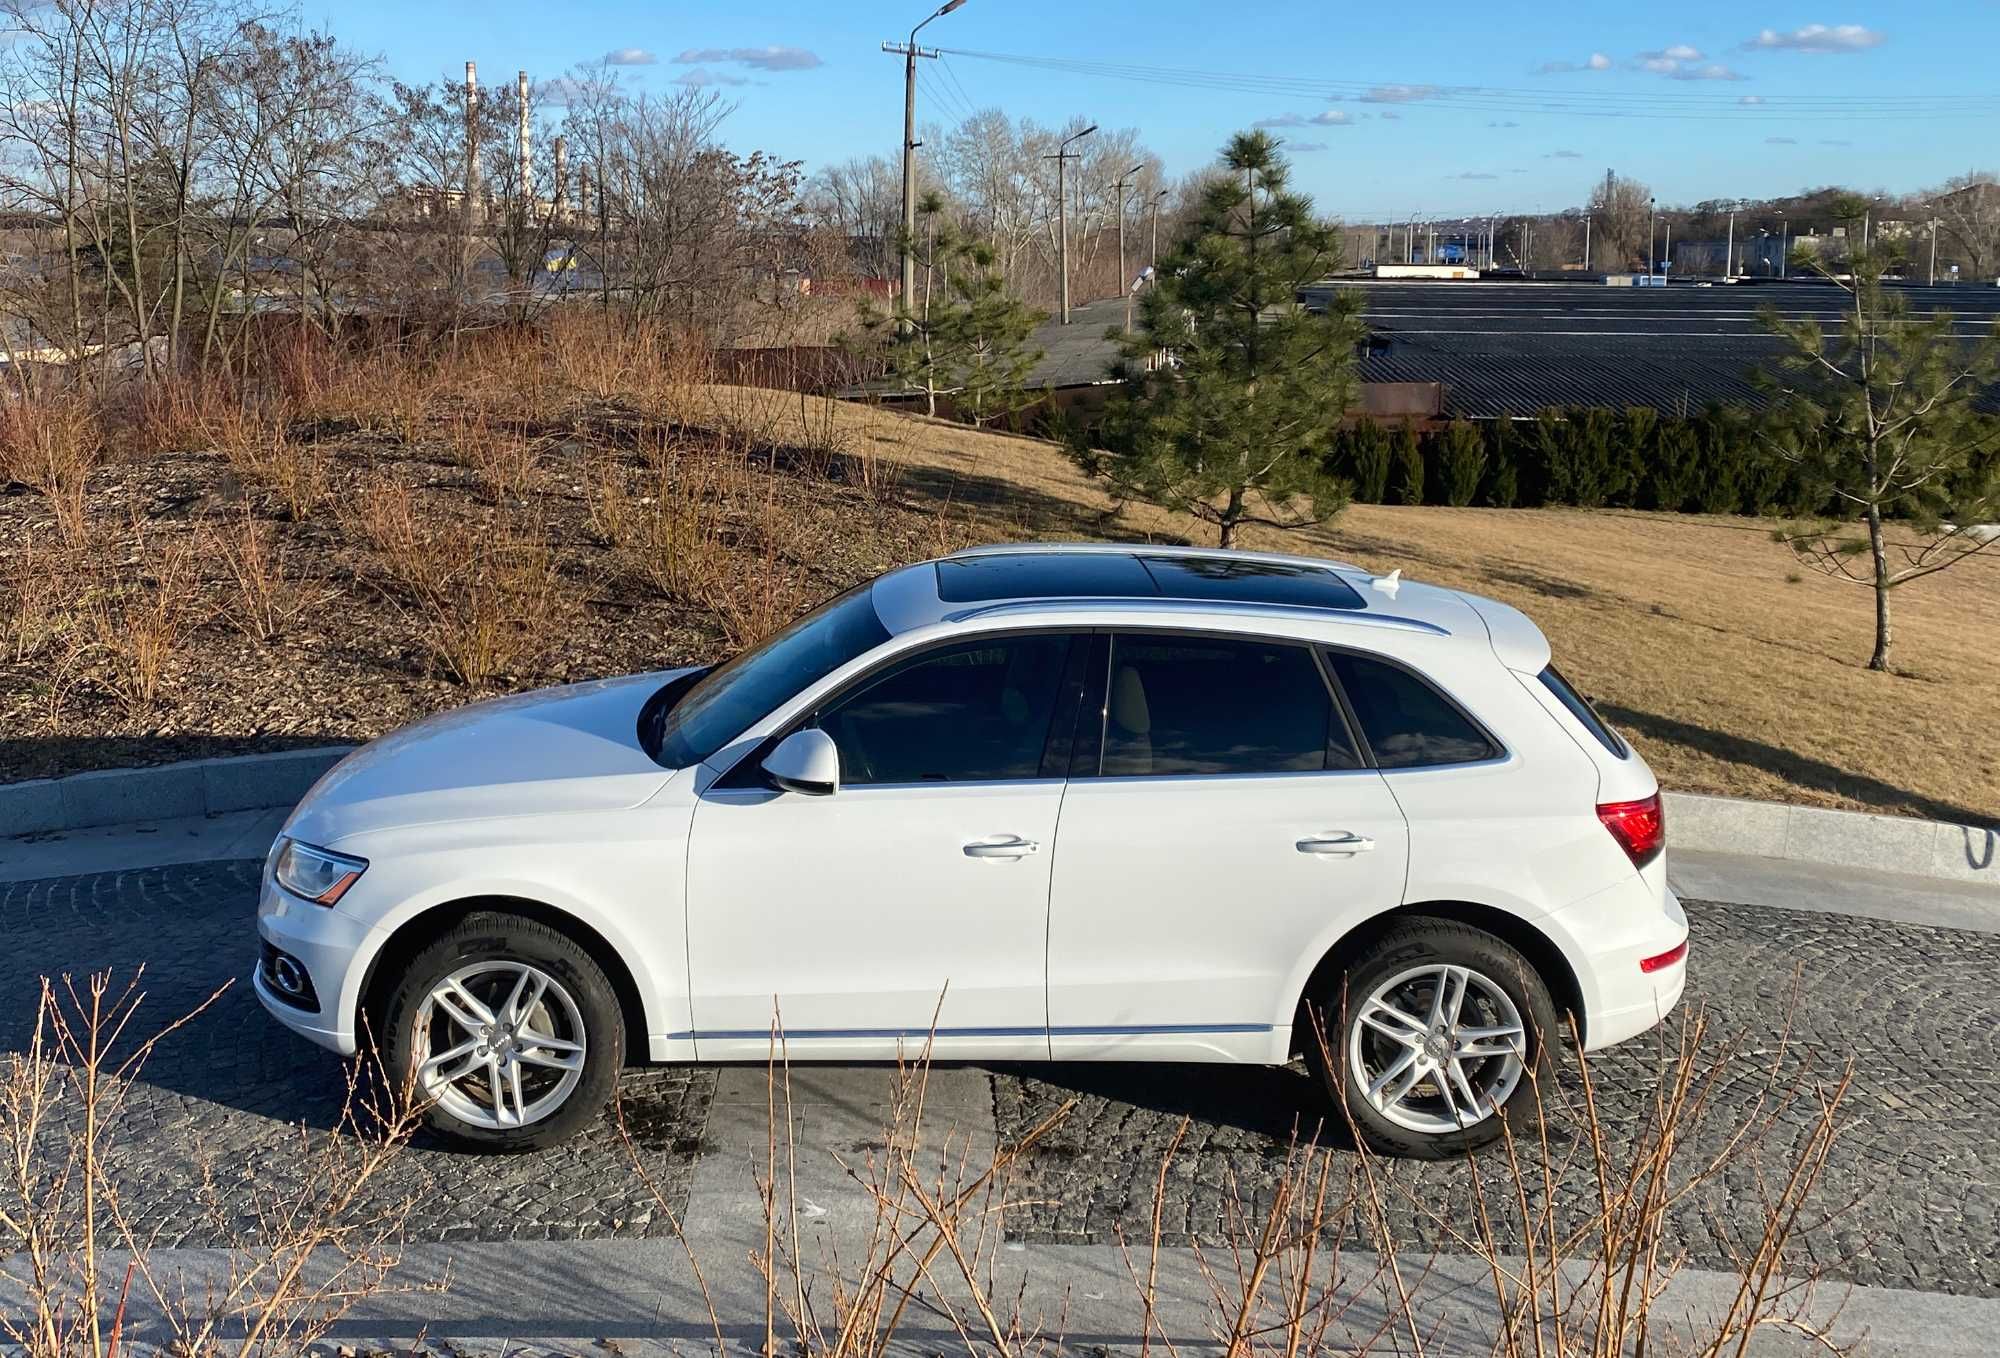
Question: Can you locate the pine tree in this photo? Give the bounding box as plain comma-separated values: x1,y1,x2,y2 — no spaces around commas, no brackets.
1391,421,1426,505
1759,243,2000,671
1071,132,1362,547
864,193,1045,423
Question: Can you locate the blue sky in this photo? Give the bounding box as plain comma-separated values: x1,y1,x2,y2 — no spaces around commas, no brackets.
322,1,1997,216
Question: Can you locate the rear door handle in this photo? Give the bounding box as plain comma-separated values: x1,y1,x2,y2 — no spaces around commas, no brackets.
964,835,1040,860
1297,833,1375,856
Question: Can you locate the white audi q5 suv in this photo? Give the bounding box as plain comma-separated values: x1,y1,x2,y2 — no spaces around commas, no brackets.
255,543,1687,1158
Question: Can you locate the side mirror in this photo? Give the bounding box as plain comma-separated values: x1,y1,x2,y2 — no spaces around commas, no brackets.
762,728,840,796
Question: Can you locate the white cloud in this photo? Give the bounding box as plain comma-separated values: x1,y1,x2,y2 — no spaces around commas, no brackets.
1488,120,1520,128
1378,110,1401,120
1668,62,1747,81
1739,94,1766,105
674,44,821,71
1766,136,1799,144
1535,51,1613,74
602,47,655,66
674,67,750,87
1744,23,1883,53
1287,141,1330,153
1360,83,1441,103
1254,110,1353,128
1546,149,1584,159
1820,138,1854,147
1452,171,1499,180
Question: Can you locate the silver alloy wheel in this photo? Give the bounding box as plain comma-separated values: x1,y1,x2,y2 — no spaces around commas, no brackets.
414,961,588,1130
1346,963,1527,1135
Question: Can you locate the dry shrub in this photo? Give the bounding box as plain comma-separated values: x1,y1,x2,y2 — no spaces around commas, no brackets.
83,524,204,713
0,971,423,1358
545,310,683,407
349,479,573,686
223,424,328,522
451,412,539,504
203,507,333,644
127,369,269,456
2,532,88,664
585,450,726,603
0,388,101,544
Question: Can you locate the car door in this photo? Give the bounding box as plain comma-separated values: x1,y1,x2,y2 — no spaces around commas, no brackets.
1045,631,1411,1059
683,631,1088,1062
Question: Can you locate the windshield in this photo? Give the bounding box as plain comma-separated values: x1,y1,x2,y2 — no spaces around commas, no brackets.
651,582,891,769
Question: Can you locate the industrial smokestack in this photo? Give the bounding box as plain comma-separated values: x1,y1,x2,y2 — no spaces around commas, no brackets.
553,135,568,219
463,62,479,227
517,70,531,206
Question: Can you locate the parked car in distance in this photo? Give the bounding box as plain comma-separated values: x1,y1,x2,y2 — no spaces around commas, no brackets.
254,543,1687,1158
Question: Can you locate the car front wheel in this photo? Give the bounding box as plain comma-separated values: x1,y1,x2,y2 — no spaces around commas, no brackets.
1308,920,1558,1159
382,913,623,1151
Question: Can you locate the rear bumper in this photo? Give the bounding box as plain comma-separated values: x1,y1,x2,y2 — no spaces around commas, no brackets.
1549,876,1689,1052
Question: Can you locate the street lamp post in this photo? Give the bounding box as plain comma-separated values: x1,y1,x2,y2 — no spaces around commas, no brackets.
1779,217,1788,279
1149,187,1167,269
1725,203,1737,280
1648,198,1657,279
1046,124,1096,324
893,1,968,334
1583,214,1591,271
1113,163,1143,333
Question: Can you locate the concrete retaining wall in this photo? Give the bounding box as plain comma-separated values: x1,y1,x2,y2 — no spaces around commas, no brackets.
2,750,1992,886
0,748,352,838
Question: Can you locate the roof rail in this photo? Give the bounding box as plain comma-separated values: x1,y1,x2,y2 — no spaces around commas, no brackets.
941,596,1451,636
943,541,1365,574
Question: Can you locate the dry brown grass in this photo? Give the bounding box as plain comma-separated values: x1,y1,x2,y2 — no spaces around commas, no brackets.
711,386,2000,825
0,390,101,544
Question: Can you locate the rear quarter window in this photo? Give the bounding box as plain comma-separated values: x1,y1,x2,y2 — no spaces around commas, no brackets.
1538,666,1628,758
1325,651,1501,769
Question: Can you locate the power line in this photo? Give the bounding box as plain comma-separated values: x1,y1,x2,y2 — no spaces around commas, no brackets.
933,47,2000,121
939,57,984,121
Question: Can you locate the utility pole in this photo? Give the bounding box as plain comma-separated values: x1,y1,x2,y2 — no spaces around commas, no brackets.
1149,187,1167,269
1664,220,1672,277
1045,124,1096,323
1780,217,1788,280
884,1,967,335
1930,216,1939,286
1648,198,1657,279
516,70,530,205
1724,203,1736,279
1114,164,1142,333
1583,214,1592,271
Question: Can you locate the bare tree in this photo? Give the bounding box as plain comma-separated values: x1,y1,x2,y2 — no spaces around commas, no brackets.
1930,171,2000,282
1588,172,1652,271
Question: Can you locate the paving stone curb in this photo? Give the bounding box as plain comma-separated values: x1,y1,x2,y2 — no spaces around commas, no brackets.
0,747,354,837
2,750,1991,885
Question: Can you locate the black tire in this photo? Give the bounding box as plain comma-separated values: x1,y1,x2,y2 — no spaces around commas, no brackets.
381,911,623,1152
1303,919,1559,1160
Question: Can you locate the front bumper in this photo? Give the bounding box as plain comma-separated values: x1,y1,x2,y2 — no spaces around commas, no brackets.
254,876,375,1056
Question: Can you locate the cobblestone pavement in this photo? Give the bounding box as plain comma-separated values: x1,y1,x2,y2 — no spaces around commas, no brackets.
0,861,713,1247
3,861,1996,1299
992,902,2000,1297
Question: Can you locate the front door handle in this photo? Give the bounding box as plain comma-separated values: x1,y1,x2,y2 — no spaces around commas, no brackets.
964,835,1040,860
1297,833,1376,856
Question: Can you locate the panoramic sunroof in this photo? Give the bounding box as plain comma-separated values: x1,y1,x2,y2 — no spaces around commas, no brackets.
934,553,1366,610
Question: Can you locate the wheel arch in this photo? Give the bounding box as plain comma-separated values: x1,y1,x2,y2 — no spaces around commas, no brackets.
1287,900,1587,1057
357,895,652,1062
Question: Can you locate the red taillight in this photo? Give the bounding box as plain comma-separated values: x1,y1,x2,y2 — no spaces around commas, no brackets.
1640,940,1688,974
1597,792,1665,868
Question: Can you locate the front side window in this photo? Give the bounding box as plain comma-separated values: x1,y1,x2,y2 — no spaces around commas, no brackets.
652,583,891,769
818,634,1073,785
1101,635,1360,777
1326,651,1500,769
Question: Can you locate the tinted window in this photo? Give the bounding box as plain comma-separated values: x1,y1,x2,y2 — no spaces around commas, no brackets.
1327,652,1499,769
935,554,1156,602
1101,636,1360,777
819,635,1072,784
653,584,890,768
1539,666,1628,758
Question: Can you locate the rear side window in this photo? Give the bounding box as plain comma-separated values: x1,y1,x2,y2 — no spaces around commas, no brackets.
1101,635,1362,776
1326,651,1500,769
1538,665,1628,758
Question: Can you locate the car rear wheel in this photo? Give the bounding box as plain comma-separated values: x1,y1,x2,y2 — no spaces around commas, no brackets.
1306,920,1558,1159
382,913,623,1151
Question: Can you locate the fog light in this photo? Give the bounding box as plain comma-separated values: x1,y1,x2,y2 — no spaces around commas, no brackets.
272,955,306,995
260,942,320,1011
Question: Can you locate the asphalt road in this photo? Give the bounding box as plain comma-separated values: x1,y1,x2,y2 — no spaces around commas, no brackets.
2,858,1995,1299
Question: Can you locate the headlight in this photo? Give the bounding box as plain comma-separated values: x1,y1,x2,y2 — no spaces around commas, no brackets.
272,838,368,907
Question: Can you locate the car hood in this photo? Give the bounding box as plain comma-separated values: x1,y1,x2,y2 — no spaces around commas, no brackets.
285,670,693,847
